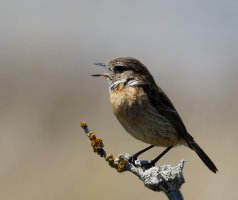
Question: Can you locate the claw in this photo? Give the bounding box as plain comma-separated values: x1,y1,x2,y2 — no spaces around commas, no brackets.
141,161,156,170
128,155,138,165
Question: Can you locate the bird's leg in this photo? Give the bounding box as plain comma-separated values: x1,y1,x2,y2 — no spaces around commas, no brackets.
142,146,174,170
128,145,154,164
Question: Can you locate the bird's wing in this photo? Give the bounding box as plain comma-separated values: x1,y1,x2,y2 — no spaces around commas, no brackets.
142,84,194,147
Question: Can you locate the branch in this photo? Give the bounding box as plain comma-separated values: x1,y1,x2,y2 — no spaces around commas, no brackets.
80,121,185,200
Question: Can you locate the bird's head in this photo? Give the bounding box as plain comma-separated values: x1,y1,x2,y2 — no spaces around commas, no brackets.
92,57,155,91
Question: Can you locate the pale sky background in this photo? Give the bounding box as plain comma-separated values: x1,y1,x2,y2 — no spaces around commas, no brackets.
0,1,237,199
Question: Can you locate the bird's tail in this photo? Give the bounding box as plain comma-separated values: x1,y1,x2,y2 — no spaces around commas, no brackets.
190,141,218,173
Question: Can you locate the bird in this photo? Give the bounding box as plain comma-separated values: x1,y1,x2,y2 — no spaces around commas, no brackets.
92,57,218,173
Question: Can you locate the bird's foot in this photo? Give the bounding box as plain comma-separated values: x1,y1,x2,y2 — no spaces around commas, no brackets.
128,145,155,165
140,160,156,170
128,156,156,170
128,155,138,165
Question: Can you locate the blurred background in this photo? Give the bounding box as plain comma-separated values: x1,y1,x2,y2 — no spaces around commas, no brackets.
0,0,237,199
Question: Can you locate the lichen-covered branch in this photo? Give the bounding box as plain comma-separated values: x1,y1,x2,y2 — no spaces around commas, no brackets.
80,121,185,200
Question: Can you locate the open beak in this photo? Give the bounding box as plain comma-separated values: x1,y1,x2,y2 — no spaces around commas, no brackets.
91,73,110,78
94,62,106,67
91,62,110,78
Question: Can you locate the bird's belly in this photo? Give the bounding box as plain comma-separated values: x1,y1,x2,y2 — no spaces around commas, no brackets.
118,108,180,146
110,86,180,147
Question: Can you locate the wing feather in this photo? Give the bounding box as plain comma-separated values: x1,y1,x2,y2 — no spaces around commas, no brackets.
142,84,194,147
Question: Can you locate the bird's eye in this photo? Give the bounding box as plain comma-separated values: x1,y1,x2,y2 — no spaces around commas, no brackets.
113,65,127,73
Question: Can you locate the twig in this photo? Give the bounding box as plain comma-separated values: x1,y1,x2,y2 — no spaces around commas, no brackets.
80,121,185,200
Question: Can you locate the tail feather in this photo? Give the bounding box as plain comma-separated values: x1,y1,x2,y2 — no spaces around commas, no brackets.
191,142,218,173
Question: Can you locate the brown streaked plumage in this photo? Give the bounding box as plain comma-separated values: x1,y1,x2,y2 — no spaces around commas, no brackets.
92,57,218,173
